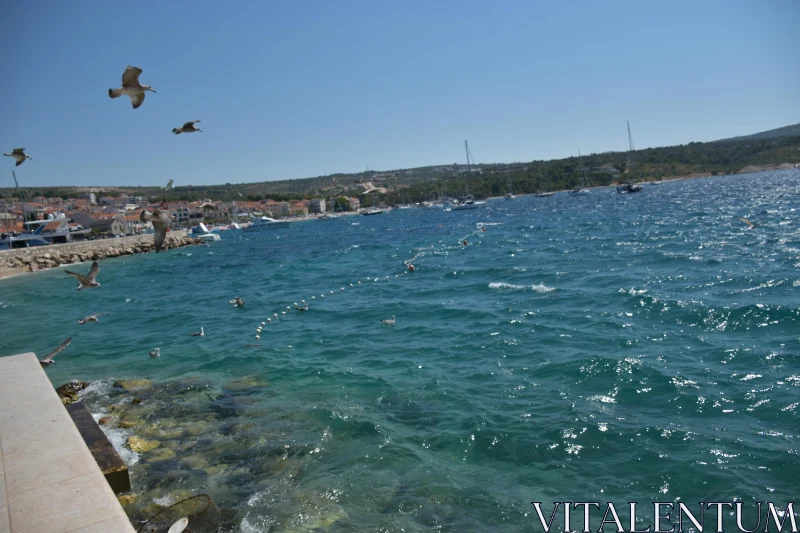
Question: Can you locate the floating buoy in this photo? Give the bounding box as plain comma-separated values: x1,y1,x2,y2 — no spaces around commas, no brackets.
320,295,325,298
282,311,286,315
267,318,271,322
408,264,415,272
350,283,354,287
260,322,265,326
255,335,260,340
330,290,334,294
273,313,278,318
340,287,345,291
312,296,316,299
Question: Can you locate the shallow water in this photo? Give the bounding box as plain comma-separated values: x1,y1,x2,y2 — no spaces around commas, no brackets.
1,170,799,532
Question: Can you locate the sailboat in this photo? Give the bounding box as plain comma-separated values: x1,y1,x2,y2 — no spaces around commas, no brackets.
504,173,515,200
617,121,643,194
569,150,591,195
534,165,555,197
452,141,484,210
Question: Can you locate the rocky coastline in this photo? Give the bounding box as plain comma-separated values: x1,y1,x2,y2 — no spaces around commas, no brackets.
0,230,200,278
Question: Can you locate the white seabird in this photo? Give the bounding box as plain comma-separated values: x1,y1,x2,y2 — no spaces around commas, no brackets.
381,316,396,325
149,348,160,358
190,327,204,337
139,209,171,252
3,148,32,166
77,313,103,324
39,337,72,367
172,121,202,134
108,66,156,109
65,261,101,290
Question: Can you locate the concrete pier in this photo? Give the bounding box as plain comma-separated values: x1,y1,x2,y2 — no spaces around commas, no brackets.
0,353,135,533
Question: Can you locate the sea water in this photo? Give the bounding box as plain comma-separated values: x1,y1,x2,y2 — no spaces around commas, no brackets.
1,170,798,532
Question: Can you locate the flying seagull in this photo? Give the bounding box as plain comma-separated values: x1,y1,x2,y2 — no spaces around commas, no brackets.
149,348,160,358
173,120,202,134
78,313,103,324
380,316,396,325
65,261,100,290
739,217,758,230
40,337,72,367
3,148,32,166
358,182,389,195
190,327,205,337
139,209,171,252
108,66,156,109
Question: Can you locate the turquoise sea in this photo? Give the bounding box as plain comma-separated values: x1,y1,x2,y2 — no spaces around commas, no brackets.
1,170,799,532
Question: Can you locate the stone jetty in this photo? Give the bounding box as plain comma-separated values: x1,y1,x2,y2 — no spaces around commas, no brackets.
0,230,199,276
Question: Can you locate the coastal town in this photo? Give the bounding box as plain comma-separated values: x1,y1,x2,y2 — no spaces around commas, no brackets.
0,192,361,245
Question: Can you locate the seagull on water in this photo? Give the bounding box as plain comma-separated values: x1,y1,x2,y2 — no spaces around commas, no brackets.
108,66,156,109
190,327,204,337
380,316,396,325
139,209,171,252
39,337,72,367
78,313,103,324
230,297,245,307
65,261,100,290
4,148,32,166
296,302,308,311
172,121,202,134
149,348,160,358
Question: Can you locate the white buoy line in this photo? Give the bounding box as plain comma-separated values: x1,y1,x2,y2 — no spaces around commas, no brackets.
251,222,494,340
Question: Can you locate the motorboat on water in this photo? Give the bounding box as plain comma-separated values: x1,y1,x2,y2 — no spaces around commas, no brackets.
616,182,643,194
243,216,292,231
190,223,221,242
361,208,384,216
452,195,484,210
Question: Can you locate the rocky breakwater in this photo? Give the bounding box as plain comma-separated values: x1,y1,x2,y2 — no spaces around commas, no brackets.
0,230,200,274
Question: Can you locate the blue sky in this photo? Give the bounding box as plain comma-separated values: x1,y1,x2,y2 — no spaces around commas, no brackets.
2,0,798,187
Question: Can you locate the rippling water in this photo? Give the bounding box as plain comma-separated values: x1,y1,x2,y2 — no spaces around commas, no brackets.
1,170,799,532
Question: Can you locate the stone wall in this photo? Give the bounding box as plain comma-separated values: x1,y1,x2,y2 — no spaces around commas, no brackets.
0,230,198,272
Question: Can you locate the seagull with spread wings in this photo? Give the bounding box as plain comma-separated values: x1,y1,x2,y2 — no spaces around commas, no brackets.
78,313,103,324
108,66,156,109
739,217,758,230
3,148,32,166
173,120,202,134
65,261,101,290
139,209,171,252
39,337,72,367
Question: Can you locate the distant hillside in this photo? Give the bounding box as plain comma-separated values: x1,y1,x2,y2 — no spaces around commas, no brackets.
716,123,800,143
3,133,800,205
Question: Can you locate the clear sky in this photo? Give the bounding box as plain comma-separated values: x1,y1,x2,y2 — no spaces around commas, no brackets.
2,0,798,187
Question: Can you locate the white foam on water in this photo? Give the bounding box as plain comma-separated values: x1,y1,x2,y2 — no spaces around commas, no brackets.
489,282,555,292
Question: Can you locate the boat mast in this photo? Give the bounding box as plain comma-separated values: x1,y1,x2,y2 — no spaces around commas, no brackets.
627,121,635,181
464,140,471,197
12,171,28,226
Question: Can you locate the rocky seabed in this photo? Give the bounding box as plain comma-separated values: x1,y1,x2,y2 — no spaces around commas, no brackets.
0,230,199,272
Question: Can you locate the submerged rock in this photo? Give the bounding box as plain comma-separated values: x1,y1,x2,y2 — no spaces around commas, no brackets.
56,381,89,405
114,379,153,392
146,448,176,462
128,435,161,453
117,494,138,506
222,375,269,391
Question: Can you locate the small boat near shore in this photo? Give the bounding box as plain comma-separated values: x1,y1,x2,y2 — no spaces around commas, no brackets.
190,223,221,242
243,216,292,231
361,208,384,216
